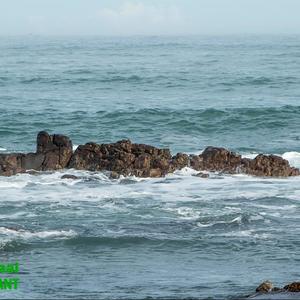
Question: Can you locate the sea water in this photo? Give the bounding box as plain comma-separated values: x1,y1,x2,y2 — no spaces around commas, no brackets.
0,35,300,299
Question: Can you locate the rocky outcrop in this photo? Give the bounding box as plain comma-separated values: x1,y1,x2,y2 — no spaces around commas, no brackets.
250,281,300,298
35,131,73,170
190,147,300,177
242,154,300,177
0,131,73,176
0,132,299,178
68,139,177,177
284,282,300,292
190,147,242,173
256,281,274,293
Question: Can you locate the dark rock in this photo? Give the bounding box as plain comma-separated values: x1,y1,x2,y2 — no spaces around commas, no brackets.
256,281,274,293
193,172,209,178
61,174,79,180
68,143,102,171
40,133,73,170
1,132,299,178
171,153,189,170
69,140,172,178
36,131,52,153
271,287,282,292
189,147,299,178
0,132,73,176
189,154,203,171
284,282,300,292
35,131,73,170
134,154,151,169
242,154,300,177
199,146,242,173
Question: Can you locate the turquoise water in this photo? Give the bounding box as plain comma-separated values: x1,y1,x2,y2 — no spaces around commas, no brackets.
0,36,300,299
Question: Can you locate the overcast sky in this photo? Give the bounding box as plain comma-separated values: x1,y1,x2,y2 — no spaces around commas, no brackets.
1,0,300,35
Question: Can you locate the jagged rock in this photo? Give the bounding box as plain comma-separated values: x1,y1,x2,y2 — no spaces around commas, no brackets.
0,131,73,176
199,146,242,173
243,154,300,177
252,281,300,298
61,174,79,180
256,281,274,293
189,154,203,170
0,133,299,178
284,282,300,292
171,153,190,170
36,131,73,170
69,140,172,178
189,147,299,178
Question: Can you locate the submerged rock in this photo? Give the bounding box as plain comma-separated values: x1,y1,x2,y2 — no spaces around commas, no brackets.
61,174,79,180
0,132,299,178
193,172,209,178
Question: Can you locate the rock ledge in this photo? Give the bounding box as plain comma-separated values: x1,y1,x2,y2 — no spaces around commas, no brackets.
0,132,299,177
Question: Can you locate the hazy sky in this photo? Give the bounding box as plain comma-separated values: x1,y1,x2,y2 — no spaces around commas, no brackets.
1,0,300,35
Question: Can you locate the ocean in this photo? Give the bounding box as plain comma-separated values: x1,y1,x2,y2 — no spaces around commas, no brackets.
0,35,300,299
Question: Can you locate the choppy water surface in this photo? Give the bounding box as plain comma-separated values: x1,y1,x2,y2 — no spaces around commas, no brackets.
0,35,300,299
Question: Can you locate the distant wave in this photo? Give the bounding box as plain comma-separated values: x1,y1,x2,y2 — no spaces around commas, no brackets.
0,227,77,251
18,74,170,85
0,226,76,240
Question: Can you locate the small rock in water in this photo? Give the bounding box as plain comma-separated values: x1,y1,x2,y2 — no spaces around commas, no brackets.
193,172,209,178
256,281,274,293
61,174,79,180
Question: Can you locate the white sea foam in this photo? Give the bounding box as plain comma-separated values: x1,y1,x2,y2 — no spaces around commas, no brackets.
0,226,77,240
242,152,259,159
196,215,243,228
173,167,199,176
72,144,79,151
282,151,300,168
0,147,6,151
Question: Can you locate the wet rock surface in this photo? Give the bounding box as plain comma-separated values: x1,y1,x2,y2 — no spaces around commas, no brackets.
284,282,300,292
0,131,73,176
247,281,300,299
0,132,299,178
61,174,79,180
256,281,275,293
